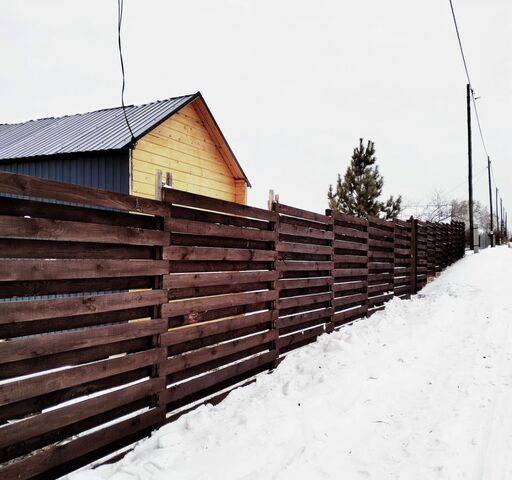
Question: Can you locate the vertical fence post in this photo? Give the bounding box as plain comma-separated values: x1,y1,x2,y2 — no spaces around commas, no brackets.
150,184,171,429
391,219,397,299
326,209,336,333
410,217,418,295
451,222,457,263
269,191,280,367
426,222,434,279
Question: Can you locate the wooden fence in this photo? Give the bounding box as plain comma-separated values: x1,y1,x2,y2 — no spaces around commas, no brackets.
0,172,465,479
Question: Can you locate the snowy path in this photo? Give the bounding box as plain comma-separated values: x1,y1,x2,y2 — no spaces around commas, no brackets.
72,247,512,480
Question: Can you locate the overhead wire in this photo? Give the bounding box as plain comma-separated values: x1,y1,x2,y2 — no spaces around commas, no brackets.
448,0,507,232
448,0,489,158
117,0,135,144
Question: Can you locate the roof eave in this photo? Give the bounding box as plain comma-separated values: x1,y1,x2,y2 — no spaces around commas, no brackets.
193,92,251,188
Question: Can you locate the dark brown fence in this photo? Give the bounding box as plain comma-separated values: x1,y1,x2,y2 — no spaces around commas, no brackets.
276,203,333,354
0,172,465,479
161,188,278,418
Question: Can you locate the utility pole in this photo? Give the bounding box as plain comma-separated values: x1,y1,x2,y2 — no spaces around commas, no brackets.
496,187,499,238
500,198,504,235
467,84,474,250
487,156,494,246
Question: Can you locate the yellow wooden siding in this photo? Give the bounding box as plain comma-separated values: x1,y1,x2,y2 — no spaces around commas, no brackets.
131,103,247,202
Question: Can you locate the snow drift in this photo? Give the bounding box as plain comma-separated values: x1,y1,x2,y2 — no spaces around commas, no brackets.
71,247,512,480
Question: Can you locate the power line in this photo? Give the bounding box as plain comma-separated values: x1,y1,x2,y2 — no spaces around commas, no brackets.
117,0,135,144
448,0,489,158
448,0,471,86
440,165,487,197
447,0,509,240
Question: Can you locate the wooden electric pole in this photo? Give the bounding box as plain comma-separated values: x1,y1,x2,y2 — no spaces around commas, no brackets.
496,187,499,237
467,84,474,250
500,198,503,235
487,156,494,246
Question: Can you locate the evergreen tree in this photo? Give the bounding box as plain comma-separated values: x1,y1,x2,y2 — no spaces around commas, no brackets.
327,139,402,219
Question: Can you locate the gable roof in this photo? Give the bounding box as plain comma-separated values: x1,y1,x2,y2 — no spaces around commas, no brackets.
0,92,250,185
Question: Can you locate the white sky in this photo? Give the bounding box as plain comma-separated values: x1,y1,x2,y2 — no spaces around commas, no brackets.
1,0,510,219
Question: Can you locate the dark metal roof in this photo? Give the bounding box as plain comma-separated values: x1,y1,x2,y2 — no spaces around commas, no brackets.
0,93,198,161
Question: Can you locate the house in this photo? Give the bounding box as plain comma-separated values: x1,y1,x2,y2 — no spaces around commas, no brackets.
0,92,250,203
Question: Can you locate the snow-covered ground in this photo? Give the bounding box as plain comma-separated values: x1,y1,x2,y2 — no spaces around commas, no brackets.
71,246,512,480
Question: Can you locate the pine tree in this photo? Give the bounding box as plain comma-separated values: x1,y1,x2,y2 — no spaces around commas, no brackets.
327,139,402,219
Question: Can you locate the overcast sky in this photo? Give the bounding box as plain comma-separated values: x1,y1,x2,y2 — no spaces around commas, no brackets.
1,0,510,218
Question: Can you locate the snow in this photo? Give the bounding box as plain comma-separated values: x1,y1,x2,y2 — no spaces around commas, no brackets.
69,246,512,480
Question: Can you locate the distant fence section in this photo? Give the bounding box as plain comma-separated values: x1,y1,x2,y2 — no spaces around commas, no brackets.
0,172,465,479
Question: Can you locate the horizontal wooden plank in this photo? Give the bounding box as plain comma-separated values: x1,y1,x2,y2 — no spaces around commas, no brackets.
0,259,168,282
277,203,331,224
162,330,277,375
168,260,272,274
171,205,269,231
394,267,412,274
0,348,164,407
368,293,394,306
0,318,167,364
333,268,368,277
0,406,164,480
164,351,276,404
0,196,158,230
166,270,277,289
0,216,168,246
0,290,167,324
276,241,332,255
333,280,367,292
368,238,394,249
0,337,150,380
164,246,275,262
368,284,393,294
278,326,325,350
333,254,367,264
162,290,277,317
277,308,333,330
0,170,167,216
0,378,163,450
161,311,276,347
394,238,411,247
277,261,334,272
368,226,394,239
395,258,411,266
332,306,367,324
367,215,394,229
170,218,275,242
394,230,411,240
278,222,333,240
331,211,368,226
333,239,368,251
368,272,394,282
0,239,154,260
395,286,411,296
164,189,276,221
334,227,369,240
168,281,272,301
394,277,410,286
369,262,394,271
368,250,394,259
0,276,154,300
278,276,333,291
279,292,332,310
333,293,367,308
